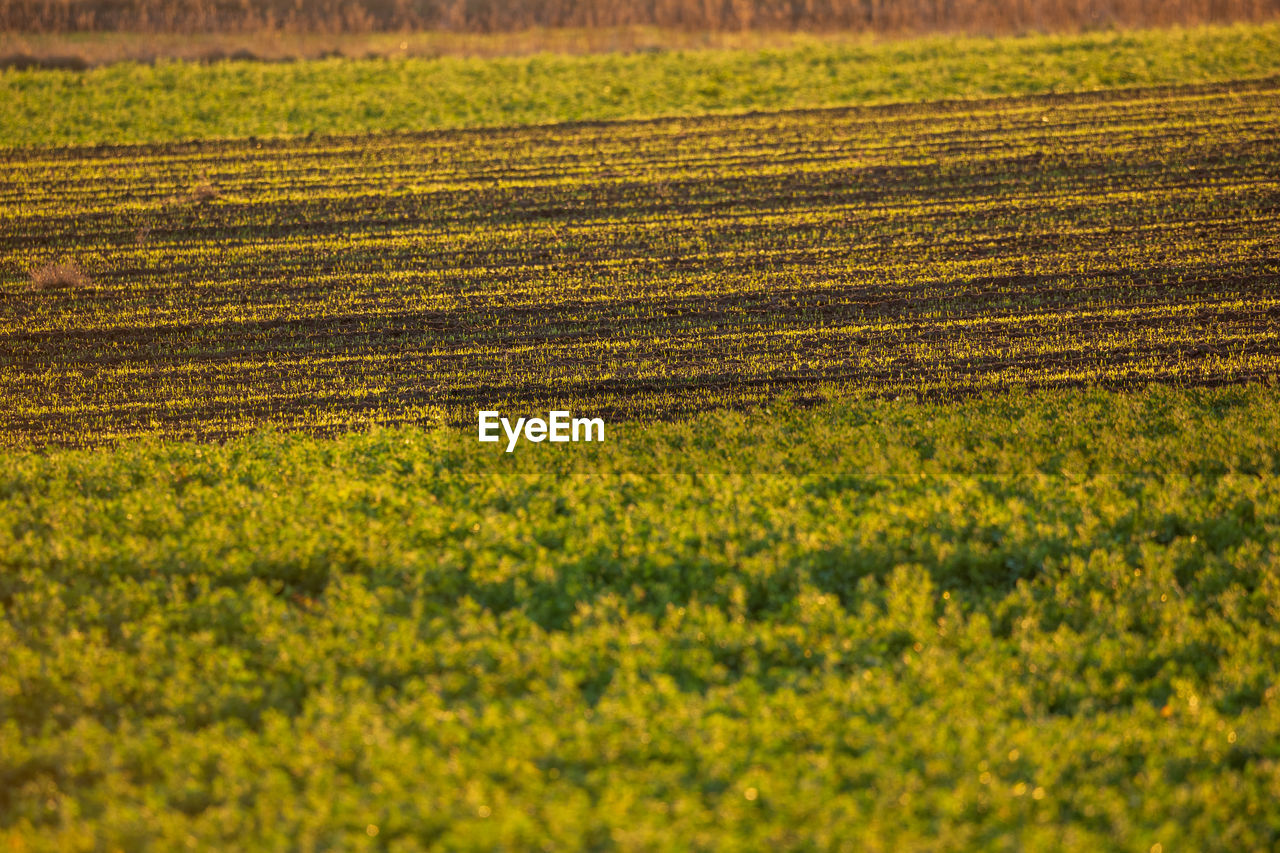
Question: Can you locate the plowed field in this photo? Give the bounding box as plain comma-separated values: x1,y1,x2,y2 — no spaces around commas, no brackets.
3,78,1278,445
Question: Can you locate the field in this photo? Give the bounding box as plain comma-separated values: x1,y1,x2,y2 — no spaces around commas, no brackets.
4,388,1280,848
3,76,1280,446
6,23,1280,146
3,22,1280,851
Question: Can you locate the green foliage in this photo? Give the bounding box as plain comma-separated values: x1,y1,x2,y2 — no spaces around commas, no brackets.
2,386,1279,849
2,23,1280,147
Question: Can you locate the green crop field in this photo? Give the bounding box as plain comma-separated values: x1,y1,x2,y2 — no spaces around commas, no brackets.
2,22,1280,851
4,23,1280,148
4,388,1280,849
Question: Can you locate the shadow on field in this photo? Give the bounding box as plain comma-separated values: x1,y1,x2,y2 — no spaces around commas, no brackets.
456,533,1041,636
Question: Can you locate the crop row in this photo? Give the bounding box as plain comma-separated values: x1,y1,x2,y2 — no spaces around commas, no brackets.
1,79,1278,445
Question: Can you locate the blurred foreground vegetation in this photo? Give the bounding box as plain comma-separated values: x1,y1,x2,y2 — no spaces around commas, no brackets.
2,386,1278,848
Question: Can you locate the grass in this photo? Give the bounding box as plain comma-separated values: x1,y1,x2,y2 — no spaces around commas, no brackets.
2,386,1278,849
26,260,91,291
2,77,1278,446
2,23,1280,147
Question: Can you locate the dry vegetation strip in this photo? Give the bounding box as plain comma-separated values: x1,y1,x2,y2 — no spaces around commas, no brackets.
2,78,1279,446
1,19,1278,69
0,27,846,67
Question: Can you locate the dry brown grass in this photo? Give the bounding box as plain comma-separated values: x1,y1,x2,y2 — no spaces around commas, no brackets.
158,175,222,207
0,27,850,65
2,0,1277,36
186,179,220,203
28,260,91,291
